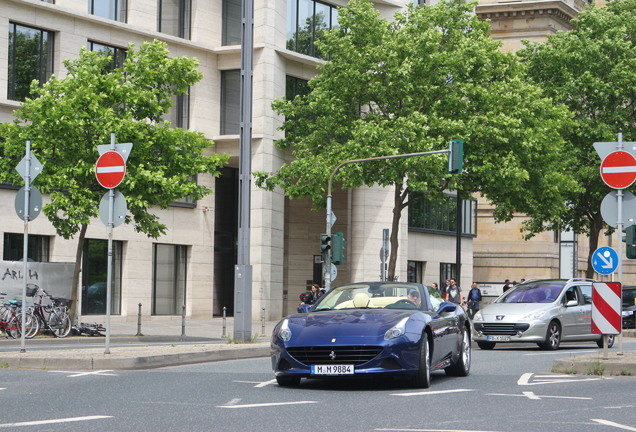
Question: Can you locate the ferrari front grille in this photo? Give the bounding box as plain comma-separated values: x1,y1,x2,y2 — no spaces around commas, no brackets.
287,346,383,366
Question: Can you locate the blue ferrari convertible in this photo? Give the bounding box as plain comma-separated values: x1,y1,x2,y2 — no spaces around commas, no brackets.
271,281,471,387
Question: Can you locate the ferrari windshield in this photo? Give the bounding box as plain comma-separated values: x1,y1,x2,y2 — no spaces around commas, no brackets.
313,283,426,311
497,281,564,304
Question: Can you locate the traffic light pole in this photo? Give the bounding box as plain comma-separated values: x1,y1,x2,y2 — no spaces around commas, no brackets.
325,146,457,291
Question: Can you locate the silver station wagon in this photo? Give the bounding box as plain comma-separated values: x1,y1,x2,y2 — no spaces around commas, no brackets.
472,278,615,350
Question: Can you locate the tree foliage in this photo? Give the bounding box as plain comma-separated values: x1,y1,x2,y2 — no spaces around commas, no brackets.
518,0,636,277
0,40,228,312
256,0,575,279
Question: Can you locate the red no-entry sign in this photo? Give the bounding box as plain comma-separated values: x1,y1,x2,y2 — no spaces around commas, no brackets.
95,151,126,189
600,151,636,189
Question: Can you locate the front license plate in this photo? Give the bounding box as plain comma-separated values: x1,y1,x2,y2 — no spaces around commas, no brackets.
311,364,354,375
487,335,511,342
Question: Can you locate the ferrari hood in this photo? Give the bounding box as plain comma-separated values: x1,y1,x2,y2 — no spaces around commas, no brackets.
285,309,416,345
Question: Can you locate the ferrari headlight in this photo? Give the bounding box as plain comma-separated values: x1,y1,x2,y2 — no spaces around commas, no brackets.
473,311,483,321
278,319,292,341
384,317,409,340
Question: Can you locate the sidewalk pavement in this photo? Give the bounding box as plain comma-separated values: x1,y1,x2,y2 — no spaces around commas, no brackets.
1,318,636,375
0,317,276,370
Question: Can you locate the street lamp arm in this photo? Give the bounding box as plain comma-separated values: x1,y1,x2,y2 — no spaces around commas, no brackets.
327,149,450,197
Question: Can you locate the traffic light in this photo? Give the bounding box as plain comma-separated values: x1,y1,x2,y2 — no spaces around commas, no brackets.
320,234,331,262
331,232,345,265
624,225,636,259
448,139,464,174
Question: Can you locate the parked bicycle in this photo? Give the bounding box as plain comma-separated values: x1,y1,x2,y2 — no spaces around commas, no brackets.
27,286,73,338
0,292,37,339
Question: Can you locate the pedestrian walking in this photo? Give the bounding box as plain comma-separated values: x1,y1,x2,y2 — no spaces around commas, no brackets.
466,282,482,319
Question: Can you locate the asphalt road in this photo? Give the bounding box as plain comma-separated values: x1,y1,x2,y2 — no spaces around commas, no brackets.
1,340,635,432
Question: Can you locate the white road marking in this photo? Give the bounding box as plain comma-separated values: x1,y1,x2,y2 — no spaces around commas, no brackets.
232,379,277,387
487,391,591,400
217,401,318,409
225,398,242,406
0,415,112,428
524,350,595,356
517,372,607,386
391,389,474,397
48,370,118,377
591,419,636,431
376,428,506,432
254,379,277,388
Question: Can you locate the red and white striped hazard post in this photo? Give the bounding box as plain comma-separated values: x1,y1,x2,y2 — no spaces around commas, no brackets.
592,282,621,357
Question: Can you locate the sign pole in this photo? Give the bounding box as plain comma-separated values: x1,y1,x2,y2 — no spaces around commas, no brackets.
20,141,32,353
104,133,116,355
617,131,624,355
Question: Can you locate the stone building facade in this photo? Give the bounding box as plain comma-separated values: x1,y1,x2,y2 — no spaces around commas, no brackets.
0,0,609,324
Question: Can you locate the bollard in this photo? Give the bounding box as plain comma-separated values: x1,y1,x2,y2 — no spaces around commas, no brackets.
135,303,142,336
261,307,265,336
222,306,227,338
181,304,186,337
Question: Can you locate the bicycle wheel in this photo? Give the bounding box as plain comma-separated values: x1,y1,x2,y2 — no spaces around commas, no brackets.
52,311,72,338
24,312,40,339
9,313,38,339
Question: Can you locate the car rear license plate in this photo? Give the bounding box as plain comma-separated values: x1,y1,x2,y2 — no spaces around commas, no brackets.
487,335,511,342
311,364,354,375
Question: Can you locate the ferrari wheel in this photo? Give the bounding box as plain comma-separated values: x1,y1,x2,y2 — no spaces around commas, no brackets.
477,341,495,350
276,375,301,387
414,332,431,388
445,326,471,377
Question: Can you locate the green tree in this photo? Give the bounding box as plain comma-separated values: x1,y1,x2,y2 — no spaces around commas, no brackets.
518,0,636,278
256,0,575,280
0,40,228,315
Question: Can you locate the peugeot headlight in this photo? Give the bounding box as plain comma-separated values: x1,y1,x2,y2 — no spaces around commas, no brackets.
623,310,633,317
278,318,292,341
473,311,484,321
384,317,409,340
522,310,547,321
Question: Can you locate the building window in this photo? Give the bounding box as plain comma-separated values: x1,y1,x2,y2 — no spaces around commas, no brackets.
407,261,423,283
88,41,126,71
158,0,191,39
287,0,339,59
220,70,240,135
3,233,50,262
89,0,127,22
152,244,187,315
8,23,54,102
408,193,477,236
81,239,122,315
222,0,242,46
165,90,190,129
286,76,310,99
440,263,456,287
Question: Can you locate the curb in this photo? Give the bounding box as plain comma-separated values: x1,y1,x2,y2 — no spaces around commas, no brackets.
552,352,636,377
0,346,271,370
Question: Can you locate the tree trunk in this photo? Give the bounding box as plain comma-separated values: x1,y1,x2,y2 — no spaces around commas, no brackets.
585,214,604,279
387,185,407,281
69,223,87,322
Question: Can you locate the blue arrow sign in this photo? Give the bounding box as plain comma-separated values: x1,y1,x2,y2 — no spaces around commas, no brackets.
591,247,619,275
